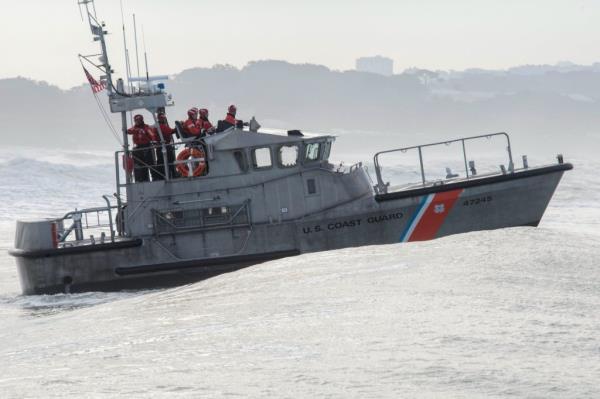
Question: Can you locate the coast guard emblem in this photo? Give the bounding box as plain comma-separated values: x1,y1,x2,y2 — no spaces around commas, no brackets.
434,203,445,214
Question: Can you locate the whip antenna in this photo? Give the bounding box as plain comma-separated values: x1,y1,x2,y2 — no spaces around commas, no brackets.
133,13,141,91
120,0,133,123
142,25,150,83
119,1,131,89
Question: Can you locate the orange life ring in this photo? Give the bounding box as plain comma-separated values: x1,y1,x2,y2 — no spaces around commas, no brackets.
176,147,206,177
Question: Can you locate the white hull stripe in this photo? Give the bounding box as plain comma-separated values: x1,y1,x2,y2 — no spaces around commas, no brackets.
400,193,435,242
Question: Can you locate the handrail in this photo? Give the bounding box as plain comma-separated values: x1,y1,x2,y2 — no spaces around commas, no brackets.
58,200,118,244
349,162,363,173
115,139,207,187
373,132,514,194
102,195,115,241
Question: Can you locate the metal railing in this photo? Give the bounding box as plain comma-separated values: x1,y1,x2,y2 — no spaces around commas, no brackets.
116,138,206,181
373,132,514,194
57,195,118,246
114,139,208,208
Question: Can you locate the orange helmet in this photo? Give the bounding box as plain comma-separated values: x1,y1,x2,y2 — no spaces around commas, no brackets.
199,108,209,118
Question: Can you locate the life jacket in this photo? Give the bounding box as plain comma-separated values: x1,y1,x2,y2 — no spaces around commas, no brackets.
155,123,175,143
127,124,154,146
224,113,237,126
183,118,202,136
199,117,213,133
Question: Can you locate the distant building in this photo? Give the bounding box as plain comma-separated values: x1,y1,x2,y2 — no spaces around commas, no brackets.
356,56,394,76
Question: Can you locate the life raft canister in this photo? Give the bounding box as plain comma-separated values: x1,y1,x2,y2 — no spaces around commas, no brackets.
176,147,206,177
122,154,134,173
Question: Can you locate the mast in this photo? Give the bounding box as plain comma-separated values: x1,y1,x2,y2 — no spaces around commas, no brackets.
79,0,174,182
79,0,114,94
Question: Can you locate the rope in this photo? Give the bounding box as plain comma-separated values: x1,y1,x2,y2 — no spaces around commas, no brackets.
79,58,123,146
92,90,123,146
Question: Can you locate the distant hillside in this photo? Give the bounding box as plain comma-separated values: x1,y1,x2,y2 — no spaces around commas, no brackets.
1,61,599,155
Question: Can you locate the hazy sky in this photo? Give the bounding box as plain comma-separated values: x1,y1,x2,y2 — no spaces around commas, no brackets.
0,0,597,88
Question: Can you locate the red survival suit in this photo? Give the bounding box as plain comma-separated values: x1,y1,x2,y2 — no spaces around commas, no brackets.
224,113,236,126
127,124,154,146
199,108,214,135
216,104,239,133
127,115,155,182
183,117,202,137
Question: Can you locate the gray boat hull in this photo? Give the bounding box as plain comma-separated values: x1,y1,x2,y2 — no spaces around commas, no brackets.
10,163,570,295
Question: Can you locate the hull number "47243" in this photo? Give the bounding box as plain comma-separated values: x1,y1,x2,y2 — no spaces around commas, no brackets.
462,196,492,206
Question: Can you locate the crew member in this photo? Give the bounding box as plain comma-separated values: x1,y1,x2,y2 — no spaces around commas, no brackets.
127,114,154,182
199,108,215,135
216,104,238,132
223,104,237,129
151,112,177,180
217,104,248,132
183,107,202,137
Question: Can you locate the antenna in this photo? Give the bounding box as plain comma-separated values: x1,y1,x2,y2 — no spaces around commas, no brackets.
119,0,130,92
91,0,97,18
120,0,133,123
78,0,98,29
142,25,150,83
133,13,141,90
126,48,133,125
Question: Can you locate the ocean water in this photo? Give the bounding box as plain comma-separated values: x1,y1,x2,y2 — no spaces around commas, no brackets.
0,147,599,398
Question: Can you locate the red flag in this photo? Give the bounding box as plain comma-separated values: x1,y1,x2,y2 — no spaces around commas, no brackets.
82,66,106,94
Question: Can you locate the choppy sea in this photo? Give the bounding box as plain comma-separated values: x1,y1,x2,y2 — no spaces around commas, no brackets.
0,146,598,398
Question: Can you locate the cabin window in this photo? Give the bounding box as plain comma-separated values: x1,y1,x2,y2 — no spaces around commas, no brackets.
234,150,249,172
322,141,332,161
252,147,272,169
304,142,321,162
307,178,317,194
278,145,299,167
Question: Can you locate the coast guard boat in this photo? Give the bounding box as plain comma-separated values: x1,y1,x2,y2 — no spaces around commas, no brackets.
9,1,572,294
